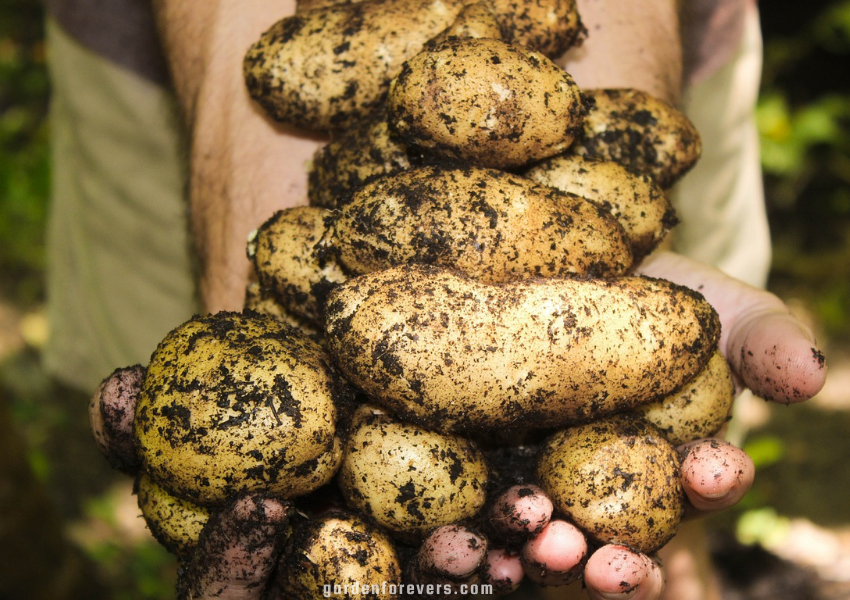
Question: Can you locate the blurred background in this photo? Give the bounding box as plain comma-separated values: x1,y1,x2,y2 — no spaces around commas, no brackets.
0,1,848,599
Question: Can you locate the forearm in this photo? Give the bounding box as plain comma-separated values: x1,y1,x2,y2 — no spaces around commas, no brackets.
561,0,683,104
153,0,325,312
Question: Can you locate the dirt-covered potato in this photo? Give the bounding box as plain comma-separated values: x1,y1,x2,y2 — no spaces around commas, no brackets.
635,351,736,446
337,406,489,541
278,510,402,599
571,88,702,189
332,165,633,280
536,414,685,554
247,206,347,325
429,2,504,45
524,154,678,260
387,38,584,169
307,109,411,209
134,311,350,506
325,264,721,434
136,472,210,557
489,0,584,58
243,281,324,341
243,0,470,131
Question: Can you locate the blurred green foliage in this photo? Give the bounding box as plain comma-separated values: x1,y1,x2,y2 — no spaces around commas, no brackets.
0,0,49,308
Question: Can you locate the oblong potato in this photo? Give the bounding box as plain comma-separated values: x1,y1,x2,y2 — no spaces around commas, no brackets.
244,0,469,131
536,414,685,554
387,38,584,169
338,406,489,541
571,88,702,189
333,165,634,280
135,311,349,506
635,350,736,446
429,2,504,45
524,154,678,260
278,510,402,599
325,265,721,433
136,472,210,558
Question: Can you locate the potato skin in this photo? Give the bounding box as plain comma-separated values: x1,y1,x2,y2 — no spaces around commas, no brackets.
572,88,702,189
536,414,685,554
338,406,489,541
135,311,349,506
635,351,735,446
325,265,721,434
489,0,584,58
278,510,402,599
333,165,633,280
136,472,210,558
388,38,584,169
243,0,469,131
524,154,678,260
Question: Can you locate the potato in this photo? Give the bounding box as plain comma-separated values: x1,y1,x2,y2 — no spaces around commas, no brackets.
488,0,584,58
307,109,411,209
524,154,678,260
243,0,470,131
387,38,584,169
325,264,721,434
332,165,633,280
247,206,347,325
536,414,685,554
134,311,349,506
278,510,402,599
635,351,736,446
243,281,324,341
571,88,702,189
136,472,210,557
337,406,488,541
429,2,504,45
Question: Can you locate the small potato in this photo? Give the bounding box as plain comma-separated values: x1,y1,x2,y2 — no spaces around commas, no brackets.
247,207,347,325
388,38,584,169
489,0,584,58
325,265,721,434
244,0,469,131
536,414,685,554
135,311,349,506
307,109,411,209
243,281,323,341
524,154,678,260
337,406,489,541
429,3,504,45
571,88,702,189
136,472,210,558
278,510,402,599
635,351,736,446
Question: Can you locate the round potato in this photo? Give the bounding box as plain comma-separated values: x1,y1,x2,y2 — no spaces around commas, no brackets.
338,406,489,541
635,350,736,446
325,264,721,434
524,154,678,260
278,510,402,599
429,3,504,45
571,88,702,189
536,414,685,554
244,0,470,131
243,282,323,342
135,311,349,506
136,472,210,557
387,38,584,169
489,0,584,58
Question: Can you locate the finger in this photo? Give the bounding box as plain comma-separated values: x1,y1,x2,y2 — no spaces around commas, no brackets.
407,525,488,597
584,545,664,600
678,438,754,515
636,251,827,403
89,365,145,473
484,548,524,594
521,519,587,586
488,484,553,542
177,496,290,600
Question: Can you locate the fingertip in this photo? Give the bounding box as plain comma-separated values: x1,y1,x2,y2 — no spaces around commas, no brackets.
521,520,587,586
485,548,524,594
90,365,145,472
585,546,663,600
422,525,488,579
490,484,553,538
679,439,754,513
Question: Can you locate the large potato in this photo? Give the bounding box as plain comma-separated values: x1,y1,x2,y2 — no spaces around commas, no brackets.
243,0,470,131
536,414,685,554
325,265,721,434
524,154,678,260
134,311,349,506
338,406,489,541
278,510,402,599
387,38,584,169
571,88,702,189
